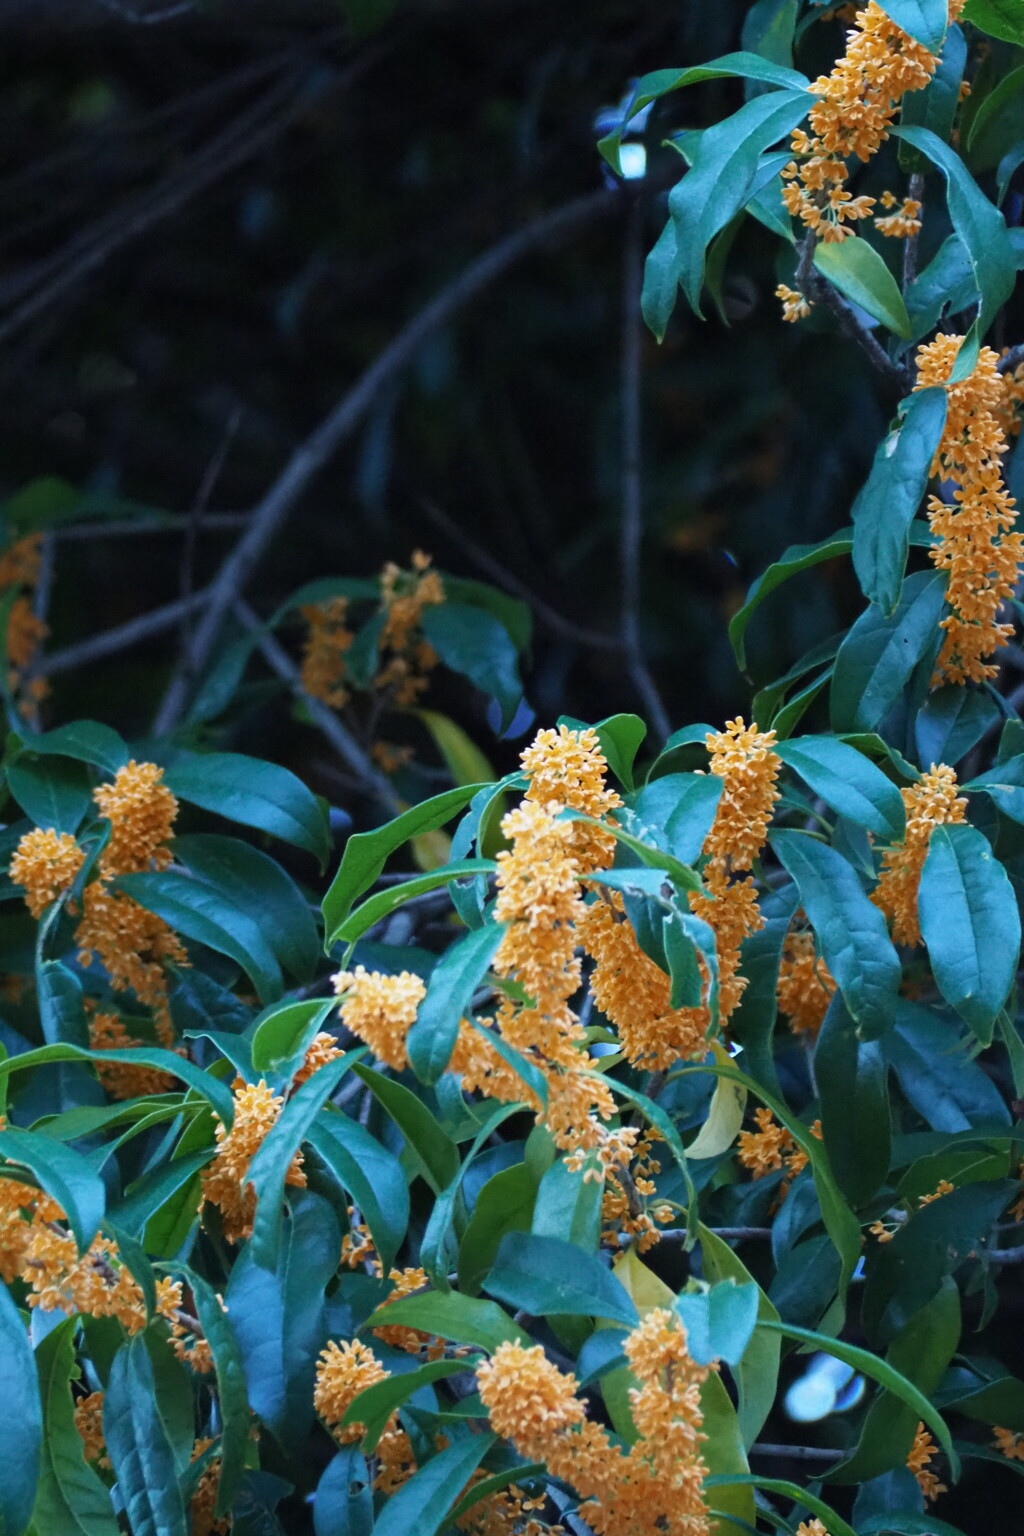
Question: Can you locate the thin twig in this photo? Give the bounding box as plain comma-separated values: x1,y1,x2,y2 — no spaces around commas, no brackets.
92,0,194,19
656,1226,772,1242
153,182,625,733
418,497,620,652
179,407,243,687
989,1245,1024,1265
54,513,249,540
749,1444,844,1464
999,343,1024,374
799,236,904,389
40,590,211,677
902,172,924,291
620,193,671,744
232,599,402,815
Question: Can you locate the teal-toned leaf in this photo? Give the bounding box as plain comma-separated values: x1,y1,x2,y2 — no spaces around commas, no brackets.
531,1155,603,1254
742,0,798,67
457,1162,538,1295
250,999,335,1077
485,1232,638,1328
111,1148,214,1240
420,1102,520,1289
706,1476,856,1536
116,870,283,1004
102,1334,187,1536
628,774,723,864
420,603,523,733
28,721,130,775
368,1434,493,1536
363,1290,525,1353
815,992,891,1206
675,1281,760,1367
699,1228,780,1448
328,859,495,948
830,570,946,732
6,753,92,835
848,387,946,615
877,0,948,49
885,1001,1010,1132
813,238,911,338
776,735,905,839
641,219,681,342
900,24,967,171
31,1317,118,1536
919,824,1020,1042
0,1126,104,1254
905,233,980,341
964,752,1024,823
322,783,488,942
962,0,1024,43
307,1112,408,1272
770,830,900,1038
442,578,532,654
966,63,1024,170
341,1359,472,1452
467,1018,549,1106
0,1281,42,1536
312,1448,373,1536
407,922,505,1086
162,751,330,864
351,1062,459,1193
36,961,89,1047
915,686,1001,768
729,528,855,670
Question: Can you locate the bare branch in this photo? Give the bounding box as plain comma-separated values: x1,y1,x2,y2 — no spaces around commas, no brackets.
54,513,249,540
999,343,1024,375
749,1444,844,1464
902,171,924,291
92,0,195,20
153,181,625,733
799,236,905,389
40,591,211,677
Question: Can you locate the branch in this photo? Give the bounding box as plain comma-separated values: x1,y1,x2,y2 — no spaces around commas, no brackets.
999,344,1024,375
800,237,905,389
749,1443,844,1464
92,0,194,19
153,181,624,733
901,172,924,291
619,193,671,744
40,591,211,677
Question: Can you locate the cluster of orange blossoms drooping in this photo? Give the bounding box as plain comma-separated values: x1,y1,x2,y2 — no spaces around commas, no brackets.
907,1423,946,1503
477,1309,713,1536
914,336,1024,685
737,1108,822,1203
0,532,49,712
600,1129,676,1252
872,763,967,945
300,595,354,707
10,759,186,1053
776,925,836,1039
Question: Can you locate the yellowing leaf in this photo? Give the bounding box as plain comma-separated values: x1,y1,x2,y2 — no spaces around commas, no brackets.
612,1245,676,1317
686,1042,747,1158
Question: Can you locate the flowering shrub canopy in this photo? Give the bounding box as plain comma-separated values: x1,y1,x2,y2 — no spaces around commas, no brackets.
3,3,1024,1535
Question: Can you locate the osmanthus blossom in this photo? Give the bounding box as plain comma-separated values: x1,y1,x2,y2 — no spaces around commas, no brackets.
872,764,967,946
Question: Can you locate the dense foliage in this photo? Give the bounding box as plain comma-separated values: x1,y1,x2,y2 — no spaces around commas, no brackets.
5,1,1024,1534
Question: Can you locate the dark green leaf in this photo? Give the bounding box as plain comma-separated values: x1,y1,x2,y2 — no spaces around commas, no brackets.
442,578,532,654
368,1434,493,1536
407,922,505,1086
250,999,335,1077
111,1148,215,1239
363,1290,525,1353
876,0,948,49
341,1359,472,1452
705,1476,856,1536
420,1102,520,1289
699,1227,780,1448
919,824,1020,1042
36,961,89,1047
776,735,906,839
628,773,723,864
457,1162,538,1294
830,570,947,733
813,238,911,338
312,1448,373,1536
484,1232,638,1327
351,1062,459,1193
162,751,330,864
308,1112,408,1272
964,751,1024,823
848,388,946,615
729,528,855,670
0,1280,42,1536
6,753,93,835
102,1334,187,1536
531,1155,603,1253
963,0,1024,43
966,63,1024,170
815,993,891,1206
915,685,1000,768
900,24,967,171
31,1317,118,1536
0,1126,104,1254
328,859,495,948
28,721,130,775
420,603,523,733
675,1281,760,1367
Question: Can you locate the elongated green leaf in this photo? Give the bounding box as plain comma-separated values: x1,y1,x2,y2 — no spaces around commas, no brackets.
813,237,911,338
830,570,946,733
468,1017,549,1106
892,125,1015,366
351,1062,459,1193
420,603,523,732
407,922,505,1085
312,1448,373,1536
485,1232,638,1328
307,1113,408,1271
116,870,283,1004
963,0,1024,43
705,1475,856,1536
28,721,130,774
0,1126,104,1254
877,0,948,49
329,859,495,947
608,1076,699,1239
919,824,1020,1042
848,387,947,616
103,1334,187,1536
246,1051,361,1267
420,1102,520,1289
6,753,92,835
699,1228,780,1448
0,1041,233,1126
964,752,1024,823
446,1463,547,1530
111,1147,214,1239
676,1281,759,1367
0,1281,42,1536
916,685,1001,769
900,23,966,172
363,1290,525,1353
628,774,723,864
458,1162,538,1295
815,993,891,1206
250,999,335,1077
369,1434,494,1536
342,1359,472,1452
776,735,905,839
967,62,1024,170
322,783,488,942
31,1318,118,1536
729,528,855,670
885,999,1010,1132
670,89,812,316
770,830,900,1038
36,961,89,1047
599,51,811,173
163,751,330,864
165,1265,248,1514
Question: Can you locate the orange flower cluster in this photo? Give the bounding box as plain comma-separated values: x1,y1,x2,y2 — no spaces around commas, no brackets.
300,596,354,707
74,1390,109,1467
872,764,967,945
869,1178,954,1242
477,1308,712,1536
777,925,835,1039
993,1426,1024,1462
780,2,947,248
333,967,427,1071
375,549,446,705
9,827,85,918
0,532,49,712
88,1011,178,1100
200,1077,307,1244
600,1129,675,1252
907,1423,946,1503
314,1337,418,1492
737,1108,822,1203
190,1438,230,1536
875,189,922,239
914,335,1024,684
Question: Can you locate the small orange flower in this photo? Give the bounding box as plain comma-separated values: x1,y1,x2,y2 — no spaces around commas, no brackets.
9,827,85,918
200,1078,305,1244
872,765,967,946
907,1422,946,1503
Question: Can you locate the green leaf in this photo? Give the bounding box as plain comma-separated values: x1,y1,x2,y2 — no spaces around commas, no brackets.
642,221,681,342
407,922,505,1086
312,1448,373,1536
966,64,1024,169
0,1280,42,1536
705,1476,856,1536
699,1373,756,1534
328,859,495,948
698,1227,780,1448
322,783,488,942
669,89,812,316
467,1017,549,1106
729,528,855,670
111,1148,214,1240
420,603,523,733
36,961,89,1047
769,830,901,1038
891,125,1016,363
116,870,283,1005
250,999,336,1077
0,1040,234,1127
815,992,891,1206
830,570,946,733
900,23,967,171
246,1051,361,1267
531,1155,603,1254
484,1232,638,1328
937,1360,1024,1431
162,751,330,864
442,577,532,654
776,735,906,839
591,713,648,791
675,1281,760,1367
0,1126,105,1254
628,774,723,864
362,1291,525,1353
963,0,1024,43
919,824,1020,1042
31,1318,118,1536
341,1359,473,1452
813,238,911,338
6,753,93,835
224,1192,340,1457
351,1062,460,1193
758,1320,959,1475
27,721,130,775
905,233,980,341
102,1334,187,1536
307,1112,408,1272
457,1162,538,1295
415,709,496,789
964,751,1024,823
164,1265,248,1513
420,1103,521,1289
848,387,947,616
173,834,320,985
915,685,1001,768
608,1076,699,1240
877,0,948,49
446,1463,547,1530
368,1434,493,1536
742,0,798,67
